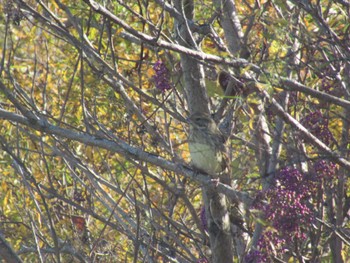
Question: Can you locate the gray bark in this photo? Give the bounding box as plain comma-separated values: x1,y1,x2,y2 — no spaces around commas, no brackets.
0,233,23,263
173,0,235,261
173,0,210,115
212,0,249,58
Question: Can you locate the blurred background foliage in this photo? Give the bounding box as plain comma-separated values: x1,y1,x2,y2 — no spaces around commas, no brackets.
0,0,349,262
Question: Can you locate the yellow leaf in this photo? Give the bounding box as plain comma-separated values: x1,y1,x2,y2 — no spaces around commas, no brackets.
37,212,42,227
1,181,8,192
3,190,9,207
249,118,255,130
147,67,155,78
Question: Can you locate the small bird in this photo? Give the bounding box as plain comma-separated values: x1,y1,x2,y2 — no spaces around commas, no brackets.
187,112,230,178
188,112,232,232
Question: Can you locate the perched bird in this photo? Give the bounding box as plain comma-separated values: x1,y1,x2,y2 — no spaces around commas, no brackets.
188,112,231,232
187,112,230,178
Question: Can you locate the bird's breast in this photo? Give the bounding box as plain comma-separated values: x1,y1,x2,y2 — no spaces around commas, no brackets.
189,142,223,175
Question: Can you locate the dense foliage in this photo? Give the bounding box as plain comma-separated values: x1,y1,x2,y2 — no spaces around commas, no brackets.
0,0,349,262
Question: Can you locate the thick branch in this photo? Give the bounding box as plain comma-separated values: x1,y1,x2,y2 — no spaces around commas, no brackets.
0,108,250,206
212,0,245,56
80,0,259,71
279,78,350,110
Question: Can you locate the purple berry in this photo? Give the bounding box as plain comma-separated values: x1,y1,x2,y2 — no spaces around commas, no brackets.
153,60,172,92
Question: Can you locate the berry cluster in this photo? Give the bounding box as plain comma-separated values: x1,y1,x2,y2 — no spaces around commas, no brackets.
244,248,267,263
153,60,172,92
247,158,338,262
301,110,334,146
247,167,316,261
314,159,337,179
